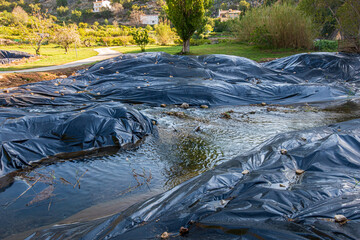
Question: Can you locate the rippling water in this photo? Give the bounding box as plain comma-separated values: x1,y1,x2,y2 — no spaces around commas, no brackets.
0,103,359,239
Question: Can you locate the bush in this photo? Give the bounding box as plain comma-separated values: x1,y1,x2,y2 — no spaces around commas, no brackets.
232,3,316,49
155,22,175,45
314,40,338,52
214,18,230,32
190,38,211,46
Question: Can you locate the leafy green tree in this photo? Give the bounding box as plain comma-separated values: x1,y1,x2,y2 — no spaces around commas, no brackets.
165,0,212,53
131,28,149,52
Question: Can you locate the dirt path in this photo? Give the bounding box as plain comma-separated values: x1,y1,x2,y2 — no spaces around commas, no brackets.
0,47,121,74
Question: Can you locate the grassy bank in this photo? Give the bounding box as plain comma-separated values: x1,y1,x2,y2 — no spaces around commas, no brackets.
0,44,98,71
113,43,309,62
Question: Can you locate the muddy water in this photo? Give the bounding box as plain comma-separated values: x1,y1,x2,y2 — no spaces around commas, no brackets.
0,103,359,239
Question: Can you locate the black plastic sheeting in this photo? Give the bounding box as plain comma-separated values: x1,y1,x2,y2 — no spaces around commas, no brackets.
27,119,360,239
0,50,34,64
0,52,359,107
0,103,154,178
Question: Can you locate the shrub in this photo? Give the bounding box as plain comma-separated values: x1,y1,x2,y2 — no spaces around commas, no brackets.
232,3,317,49
155,21,175,45
314,40,338,51
190,38,211,46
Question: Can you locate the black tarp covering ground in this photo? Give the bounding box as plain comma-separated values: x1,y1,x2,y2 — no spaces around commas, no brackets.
0,103,154,177
0,50,34,64
27,119,360,239
0,52,359,107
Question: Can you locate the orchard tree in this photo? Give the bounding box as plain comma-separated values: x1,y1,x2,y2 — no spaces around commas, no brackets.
165,0,212,54
131,29,150,52
20,4,54,55
53,24,80,53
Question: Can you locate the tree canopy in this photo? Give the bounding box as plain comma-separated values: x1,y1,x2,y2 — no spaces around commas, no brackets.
165,0,212,53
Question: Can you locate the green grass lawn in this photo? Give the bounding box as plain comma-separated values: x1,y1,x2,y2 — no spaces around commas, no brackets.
113,42,309,62
0,44,98,71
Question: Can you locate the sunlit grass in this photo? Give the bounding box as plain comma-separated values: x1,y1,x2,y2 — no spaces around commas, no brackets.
113,42,309,62
0,44,98,71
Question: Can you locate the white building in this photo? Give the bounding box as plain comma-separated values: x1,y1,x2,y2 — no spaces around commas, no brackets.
93,0,111,13
140,15,159,25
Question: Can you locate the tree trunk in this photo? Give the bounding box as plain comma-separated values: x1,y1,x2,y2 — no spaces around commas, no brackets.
35,46,40,55
181,39,190,54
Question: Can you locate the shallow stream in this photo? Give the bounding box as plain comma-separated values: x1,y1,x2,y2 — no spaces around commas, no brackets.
1,103,359,239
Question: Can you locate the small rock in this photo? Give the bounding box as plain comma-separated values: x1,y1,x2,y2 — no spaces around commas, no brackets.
194,126,201,132
280,149,287,155
169,75,173,78
51,97,55,100
179,227,189,236
180,103,189,109
279,184,286,187
242,169,250,175
54,91,60,94
3,89,9,93
334,214,347,223
30,92,34,95
152,120,157,125
160,104,167,108
301,137,307,141
116,71,119,74
261,102,266,106
100,67,104,70
295,169,305,175
161,232,169,239
137,86,141,89
200,105,209,109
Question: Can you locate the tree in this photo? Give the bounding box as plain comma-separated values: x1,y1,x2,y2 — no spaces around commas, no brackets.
12,6,28,25
20,4,54,55
165,0,212,54
53,24,80,53
131,28,149,52
239,0,250,12
298,0,360,39
71,9,82,23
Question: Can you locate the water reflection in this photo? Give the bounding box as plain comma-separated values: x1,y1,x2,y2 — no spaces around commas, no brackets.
160,132,223,188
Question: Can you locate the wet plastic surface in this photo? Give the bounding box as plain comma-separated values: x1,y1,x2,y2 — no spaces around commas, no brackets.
0,52,359,239
0,50,34,64
0,52,358,107
0,103,154,177
28,119,360,239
